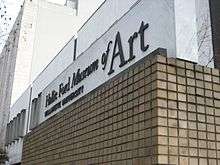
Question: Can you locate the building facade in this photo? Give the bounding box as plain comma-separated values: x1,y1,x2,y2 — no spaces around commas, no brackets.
4,0,220,164
3,0,108,164
0,8,23,154
22,50,220,165
10,0,79,105
10,0,107,106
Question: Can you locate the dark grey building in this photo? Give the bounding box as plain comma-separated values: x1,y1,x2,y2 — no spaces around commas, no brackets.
209,0,220,68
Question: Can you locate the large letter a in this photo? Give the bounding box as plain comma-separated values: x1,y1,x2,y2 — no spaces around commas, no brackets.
108,32,127,75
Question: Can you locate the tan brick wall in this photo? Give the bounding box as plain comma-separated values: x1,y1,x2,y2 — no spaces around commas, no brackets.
21,50,220,165
153,56,220,165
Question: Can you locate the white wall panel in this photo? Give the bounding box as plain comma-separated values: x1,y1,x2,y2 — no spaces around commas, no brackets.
30,0,78,82
175,0,198,63
76,0,140,57
77,0,105,26
11,1,36,105
31,37,76,100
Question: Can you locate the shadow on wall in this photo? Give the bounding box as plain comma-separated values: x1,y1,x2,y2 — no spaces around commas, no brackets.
0,148,8,164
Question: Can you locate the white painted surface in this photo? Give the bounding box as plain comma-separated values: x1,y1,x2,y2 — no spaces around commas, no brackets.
10,0,106,105
77,0,105,25
175,0,198,62
30,0,78,82
76,0,140,57
11,0,36,105
31,36,76,101
77,0,214,67
6,19,76,163
10,0,77,105
40,0,176,122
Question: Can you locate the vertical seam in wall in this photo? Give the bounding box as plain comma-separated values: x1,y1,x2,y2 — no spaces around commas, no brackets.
26,87,32,135
204,70,209,164
195,65,200,165
166,57,170,164
186,63,190,164
177,59,181,165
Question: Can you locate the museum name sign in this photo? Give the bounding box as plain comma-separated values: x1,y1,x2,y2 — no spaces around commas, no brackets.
41,0,176,120
45,21,150,116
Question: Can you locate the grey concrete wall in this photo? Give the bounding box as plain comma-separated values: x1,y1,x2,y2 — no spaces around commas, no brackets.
0,8,23,150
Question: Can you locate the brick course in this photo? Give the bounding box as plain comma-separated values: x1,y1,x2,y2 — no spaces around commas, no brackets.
22,50,220,165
